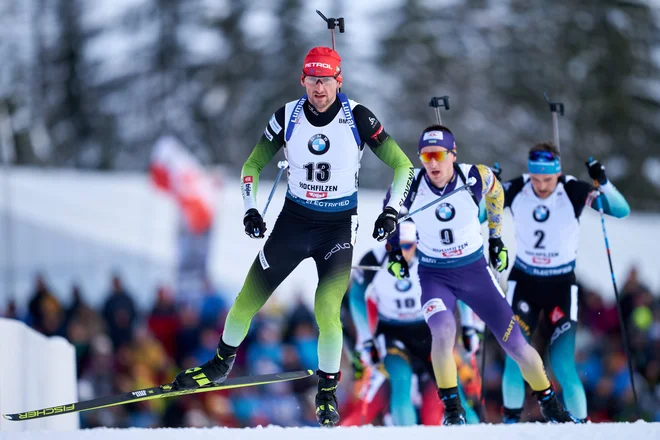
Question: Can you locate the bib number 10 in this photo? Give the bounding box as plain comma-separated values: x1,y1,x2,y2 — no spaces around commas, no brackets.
395,298,416,309
304,162,331,182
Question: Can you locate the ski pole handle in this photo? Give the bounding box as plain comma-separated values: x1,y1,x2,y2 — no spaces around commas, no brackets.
397,177,477,223
262,160,288,217
587,157,602,189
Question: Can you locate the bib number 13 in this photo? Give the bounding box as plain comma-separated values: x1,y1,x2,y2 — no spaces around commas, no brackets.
304,162,331,182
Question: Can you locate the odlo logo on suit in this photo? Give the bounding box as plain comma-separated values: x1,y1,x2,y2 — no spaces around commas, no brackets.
324,243,351,260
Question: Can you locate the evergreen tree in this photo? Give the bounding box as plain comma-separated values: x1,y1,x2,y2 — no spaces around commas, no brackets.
0,0,38,164
377,0,660,209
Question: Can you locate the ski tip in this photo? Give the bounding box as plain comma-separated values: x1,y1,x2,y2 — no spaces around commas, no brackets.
3,414,13,420
276,370,315,380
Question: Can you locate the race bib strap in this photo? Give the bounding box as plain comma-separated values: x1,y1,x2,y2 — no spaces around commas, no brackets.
337,93,362,147
285,95,307,142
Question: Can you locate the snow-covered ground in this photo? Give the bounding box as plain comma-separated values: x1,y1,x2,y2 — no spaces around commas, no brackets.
2,422,660,440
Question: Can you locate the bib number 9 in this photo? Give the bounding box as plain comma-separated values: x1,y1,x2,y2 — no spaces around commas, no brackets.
440,228,454,245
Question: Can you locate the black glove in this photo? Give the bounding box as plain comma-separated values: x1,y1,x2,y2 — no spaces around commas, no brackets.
361,339,380,366
488,237,509,272
243,208,266,239
585,158,607,185
462,326,481,356
387,248,410,280
372,206,398,242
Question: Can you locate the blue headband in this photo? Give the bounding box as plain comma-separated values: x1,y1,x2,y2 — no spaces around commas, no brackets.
418,130,456,152
528,159,561,174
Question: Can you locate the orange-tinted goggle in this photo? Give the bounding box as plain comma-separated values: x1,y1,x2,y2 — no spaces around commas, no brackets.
419,150,455,163
303,76,338,85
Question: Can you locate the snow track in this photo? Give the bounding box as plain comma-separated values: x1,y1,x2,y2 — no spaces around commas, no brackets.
2,422,660,440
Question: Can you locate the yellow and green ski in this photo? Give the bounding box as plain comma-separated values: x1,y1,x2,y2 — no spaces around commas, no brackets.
3,369,313,421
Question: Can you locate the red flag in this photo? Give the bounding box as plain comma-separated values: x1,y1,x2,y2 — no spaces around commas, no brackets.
150,136,215,234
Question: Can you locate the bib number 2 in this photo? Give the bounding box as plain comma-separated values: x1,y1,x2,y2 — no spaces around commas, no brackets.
534,230,545,249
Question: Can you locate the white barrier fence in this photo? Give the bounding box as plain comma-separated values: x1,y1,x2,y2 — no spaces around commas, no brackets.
0,318,79,432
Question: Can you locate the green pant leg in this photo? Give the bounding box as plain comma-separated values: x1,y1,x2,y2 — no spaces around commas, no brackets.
223,222,309,347
312,245,352,373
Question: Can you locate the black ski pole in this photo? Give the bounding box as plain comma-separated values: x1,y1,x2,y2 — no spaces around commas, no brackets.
543,92,564,153
479,329,488,422
589,159,641,420
479,255,502,423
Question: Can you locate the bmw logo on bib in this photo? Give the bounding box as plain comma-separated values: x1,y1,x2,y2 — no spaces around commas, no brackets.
533,205,550,222
395,279,412,292
435,203,456,222
308,134,330,155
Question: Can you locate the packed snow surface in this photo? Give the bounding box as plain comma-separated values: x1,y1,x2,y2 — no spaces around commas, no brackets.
2,422,660,440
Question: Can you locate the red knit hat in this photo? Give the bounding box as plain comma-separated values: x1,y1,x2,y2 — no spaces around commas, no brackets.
301,46,342,81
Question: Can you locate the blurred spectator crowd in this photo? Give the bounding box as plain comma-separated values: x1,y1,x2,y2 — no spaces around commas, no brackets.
2,266,659,427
